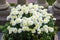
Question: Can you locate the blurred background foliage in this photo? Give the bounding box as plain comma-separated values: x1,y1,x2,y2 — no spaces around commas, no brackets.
47,0,56,5
10,0,56,6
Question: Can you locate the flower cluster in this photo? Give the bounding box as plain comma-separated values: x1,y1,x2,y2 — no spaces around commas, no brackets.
7,3,56,34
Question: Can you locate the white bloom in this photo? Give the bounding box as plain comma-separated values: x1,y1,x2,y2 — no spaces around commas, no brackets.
7,26,11,30
11,15,17,19
41,28,44,31
25,9,29,14
15,18,22,24
33,12,39,18
34,23,41,30
39,6,44,9
11,7,18,11
22,5,26,8
43,9,47,12
13,28,17,33
18,28,22,33
43,25,49,33
22,20,28,27
48,13,52,16
10,20,16,26
31,29,36,33
48,27,54,32
29,9,35,13
28,3,33,9
37,29,41,34
19,11,23,14
43,18,49,24
16,5,21,10
22,17,27,20
33,4,38,10
28,21,34,25
7,15,11,20
10,11,19,15
43,25,48,29
38,18,43,24
18,11,23,18
44,13,52,17
22,7,29,14
46,16,51,19
37,12,43,17
42,10,47,15
22,27,30,31
8,28,13,34
9,29,12,34
27,19,34,25
53,18,56,20
44,28,48,33
31,15,37,21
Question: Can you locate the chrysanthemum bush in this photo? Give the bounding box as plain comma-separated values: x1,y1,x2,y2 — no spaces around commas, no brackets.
2,3,57,40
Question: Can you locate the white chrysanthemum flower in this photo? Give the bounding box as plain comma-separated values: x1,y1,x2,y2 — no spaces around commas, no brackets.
33,12,39,18
15,18,22,24
16,5,21,10
48,27,54,32
11,15,17,19
44,28,48,33
22,5,26,8
38,6,44,9
8,28,13,34
28,3,33,9
22,20,28,27
43,25,49,33
13,28,17,33
7,15,11,20
22,17,27,20
46,16,51,19
48,13,52,16
53,18,56,20
28,21,34,25
10,20,16,26
10,11,19,15
33,4,38,10
38,18,43,24
31,29,36,33
18,28,22,33
43,18,49,24
9,29,12,34
37,12,43,17
19,11,23,14
22,27,30,31
22,7,29,14
43,25,48,29
42,10,47,15
27,18,34,25
29,9,35,13
41,28,44,31
7,26,11,30
37,29,41,34
43,9,47,12
18,11,23,17
34,24,40,29
11,7,18,11
31,15,37,21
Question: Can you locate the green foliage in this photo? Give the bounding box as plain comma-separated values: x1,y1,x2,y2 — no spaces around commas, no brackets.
47,0,56,5
1,23,57,40
10,3,16,6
